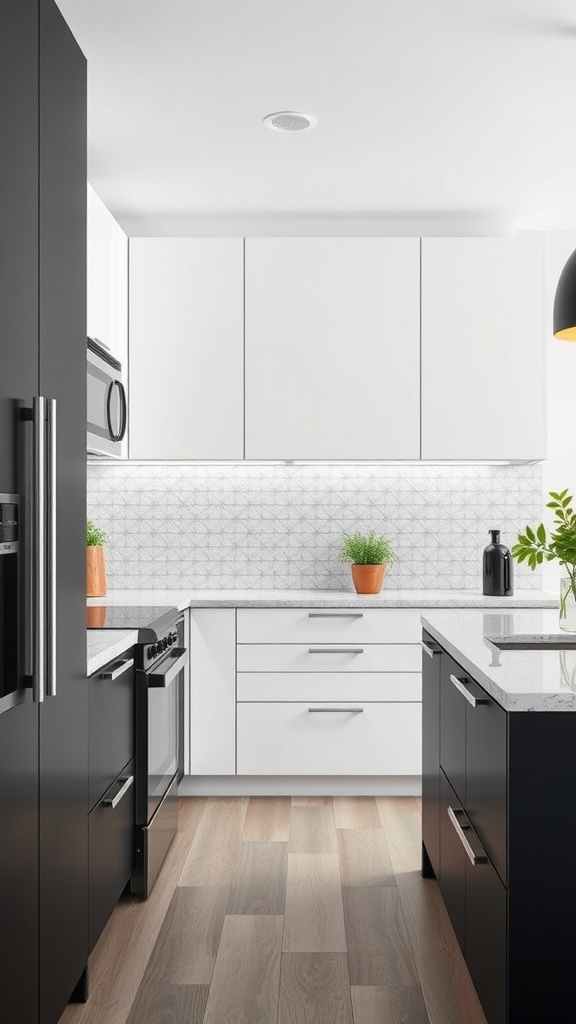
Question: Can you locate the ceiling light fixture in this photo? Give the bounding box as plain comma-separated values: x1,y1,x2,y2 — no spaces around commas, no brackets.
263,111,317,132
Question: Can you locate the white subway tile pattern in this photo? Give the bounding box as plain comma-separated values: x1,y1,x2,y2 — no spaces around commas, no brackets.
87,463,543,591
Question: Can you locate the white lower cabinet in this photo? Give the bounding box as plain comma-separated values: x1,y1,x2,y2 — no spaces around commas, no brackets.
236,702,422,776
189,609,236,775
237,672,422,703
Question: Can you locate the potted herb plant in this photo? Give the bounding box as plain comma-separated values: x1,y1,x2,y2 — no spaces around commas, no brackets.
86,520,107,598
512,489,576,631
339,531,395,594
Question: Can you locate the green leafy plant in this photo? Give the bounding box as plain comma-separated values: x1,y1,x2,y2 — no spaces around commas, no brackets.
339,531,395,566
512,489,576,616
86,520,107,547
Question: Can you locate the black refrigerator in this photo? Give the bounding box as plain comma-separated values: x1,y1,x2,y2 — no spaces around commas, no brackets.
0,2,88,1023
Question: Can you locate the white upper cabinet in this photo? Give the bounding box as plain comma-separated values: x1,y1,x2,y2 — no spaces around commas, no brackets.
244,238,421,460
87,184,128,366
129,238,244,460
421,237,546,461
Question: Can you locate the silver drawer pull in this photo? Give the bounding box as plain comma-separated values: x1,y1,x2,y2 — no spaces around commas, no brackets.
447,806,488,866
421,639,440,658
449,673,488,708
101,657,134,681
308,612,364,619
308,706,364,713
308,647,364,655
103,775,134,810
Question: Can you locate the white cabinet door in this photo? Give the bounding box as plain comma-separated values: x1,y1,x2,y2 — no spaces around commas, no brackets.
237,702,422,775
129,238,244,459
421,237,546,460
87,184,127,365
245,238,421,460
188,609,236,776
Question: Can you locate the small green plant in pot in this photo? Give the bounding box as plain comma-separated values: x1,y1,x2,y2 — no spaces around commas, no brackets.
512,489,576,631
339,531,395,594
86,519,108,598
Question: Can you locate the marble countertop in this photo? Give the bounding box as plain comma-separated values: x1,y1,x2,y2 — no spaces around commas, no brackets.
87,629,138,677
88,588,558,610
422,608,576,712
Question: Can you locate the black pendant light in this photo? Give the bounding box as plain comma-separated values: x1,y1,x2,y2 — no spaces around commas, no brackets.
553,248,576,340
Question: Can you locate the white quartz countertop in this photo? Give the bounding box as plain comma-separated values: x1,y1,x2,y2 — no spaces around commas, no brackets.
88,588,558,610
422,608,576,712
87,629,138,677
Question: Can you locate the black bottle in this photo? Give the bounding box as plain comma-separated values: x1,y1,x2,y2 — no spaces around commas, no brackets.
482,530,514,596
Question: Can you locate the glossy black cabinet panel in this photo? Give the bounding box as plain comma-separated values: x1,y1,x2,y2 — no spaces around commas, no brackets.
38,1,87,1020
466,686,507,884
89,760,135,953
439,653,467,804
466,854,507,1024
0,2,39,1021
89,655,135,811
421,633,441,877
438,771,467,954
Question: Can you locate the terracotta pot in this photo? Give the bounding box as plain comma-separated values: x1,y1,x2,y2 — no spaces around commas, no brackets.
86,605,107,628
351,563,385,595
87,546,107,597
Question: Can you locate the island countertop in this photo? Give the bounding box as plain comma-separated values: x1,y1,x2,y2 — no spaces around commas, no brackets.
421,607,576,712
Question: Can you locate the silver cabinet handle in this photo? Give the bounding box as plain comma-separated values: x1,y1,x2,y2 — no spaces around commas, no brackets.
308,647,364,655
101,657,134,681
308,612,364,619
148,647,188,688
421,639,440,658
449,673,488,708
447,806,488,866
32,397,46,704
102,775,134,810
308,706,364,713
46,399,57,697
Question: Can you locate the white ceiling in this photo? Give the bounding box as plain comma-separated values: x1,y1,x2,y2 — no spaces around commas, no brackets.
58,0,576,226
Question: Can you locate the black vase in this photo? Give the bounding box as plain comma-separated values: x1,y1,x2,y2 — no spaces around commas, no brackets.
483,530,514,597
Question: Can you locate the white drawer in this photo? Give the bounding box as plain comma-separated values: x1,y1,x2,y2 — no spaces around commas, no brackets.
236,702,422,775
237,608,422,644
237,672,422,703
236,643,421,673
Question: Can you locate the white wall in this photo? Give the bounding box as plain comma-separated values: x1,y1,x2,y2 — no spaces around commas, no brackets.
543,234,576,591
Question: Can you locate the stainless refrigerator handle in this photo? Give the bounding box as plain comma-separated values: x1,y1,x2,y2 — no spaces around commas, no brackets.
32,397,46,704
46,399,57,698
447,806,488,866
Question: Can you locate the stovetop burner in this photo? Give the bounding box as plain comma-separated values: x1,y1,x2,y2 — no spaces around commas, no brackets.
86,604,180,641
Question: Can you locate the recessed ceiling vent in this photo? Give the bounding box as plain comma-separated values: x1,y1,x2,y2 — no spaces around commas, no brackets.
263,111,317,132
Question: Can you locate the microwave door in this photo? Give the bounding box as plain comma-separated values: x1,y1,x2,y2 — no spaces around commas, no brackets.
87,360,125,457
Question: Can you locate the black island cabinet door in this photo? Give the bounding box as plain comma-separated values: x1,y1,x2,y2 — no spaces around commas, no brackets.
0,1,40,1023
38,0,88,1020
421,632,442,877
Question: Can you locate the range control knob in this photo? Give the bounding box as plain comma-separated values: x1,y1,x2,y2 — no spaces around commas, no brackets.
168,633,176,646
162,637,169,651
148,644,157,659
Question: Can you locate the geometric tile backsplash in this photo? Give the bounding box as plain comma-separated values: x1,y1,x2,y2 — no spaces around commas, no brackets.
87,462,543,591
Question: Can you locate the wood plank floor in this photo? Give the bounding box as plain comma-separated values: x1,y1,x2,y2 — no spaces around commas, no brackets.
59,796,487,1024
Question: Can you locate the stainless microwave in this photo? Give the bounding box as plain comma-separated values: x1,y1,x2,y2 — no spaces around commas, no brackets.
87,337,127,458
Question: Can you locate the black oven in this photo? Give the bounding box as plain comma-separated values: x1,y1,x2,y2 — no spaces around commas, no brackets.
131,616,188,897
87,337,127,458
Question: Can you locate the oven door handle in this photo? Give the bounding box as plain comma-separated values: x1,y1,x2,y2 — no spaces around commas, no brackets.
147,647,188,688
